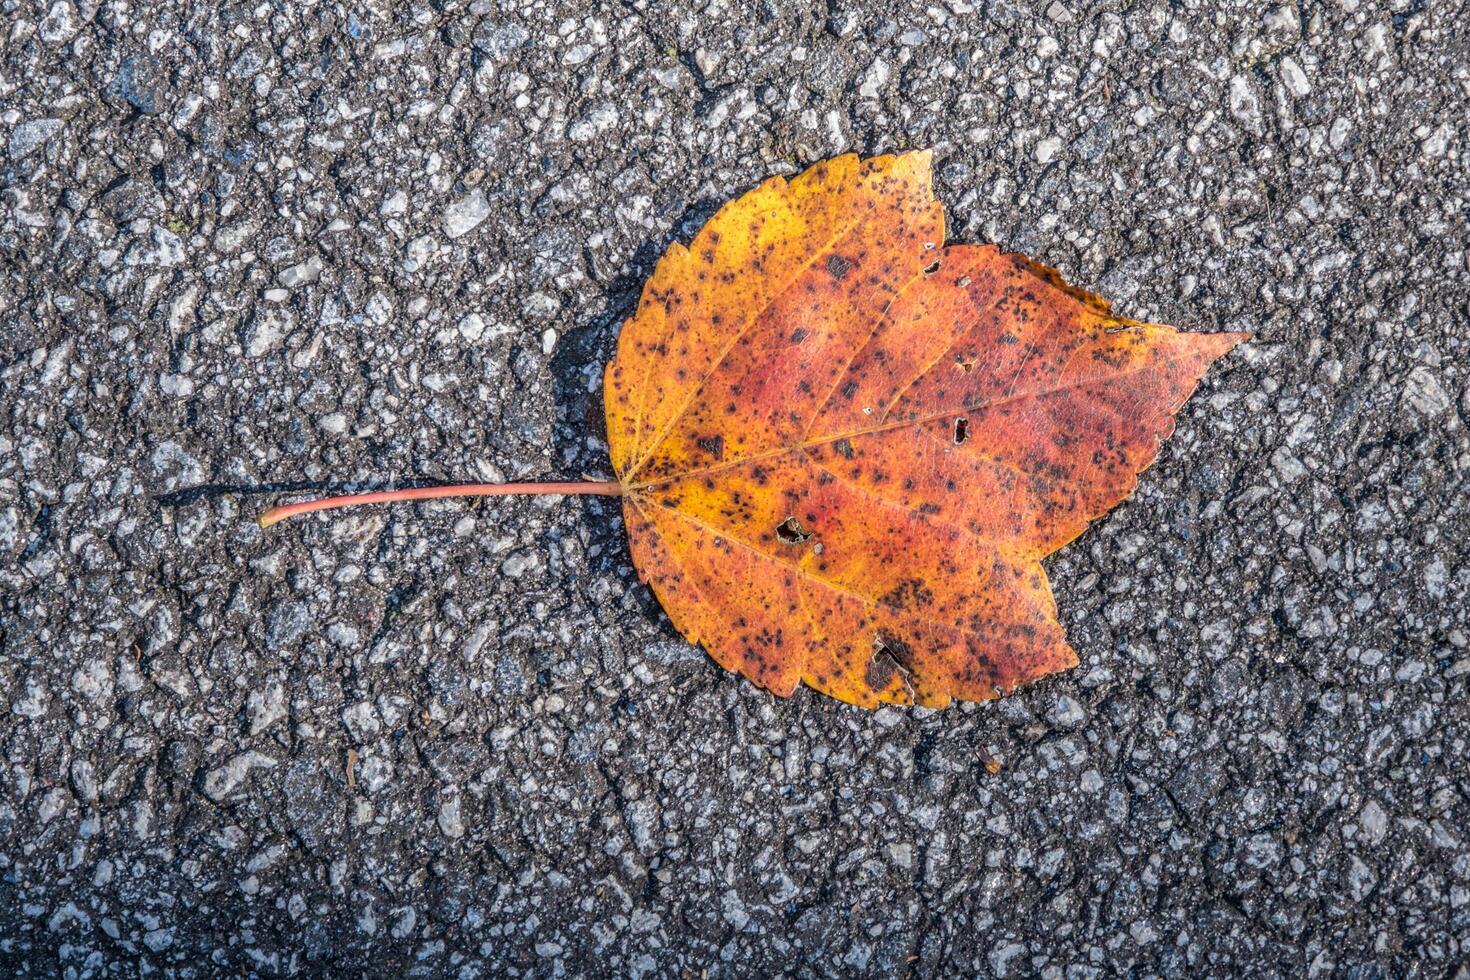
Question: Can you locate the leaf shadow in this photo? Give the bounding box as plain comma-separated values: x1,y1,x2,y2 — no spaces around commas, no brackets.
546,196,726,470
545,198,720,603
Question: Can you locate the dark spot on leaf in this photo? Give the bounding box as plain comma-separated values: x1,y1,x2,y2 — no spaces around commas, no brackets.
826,253,851,280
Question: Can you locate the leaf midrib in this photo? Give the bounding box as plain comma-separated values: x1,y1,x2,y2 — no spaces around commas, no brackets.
624,351,1195,493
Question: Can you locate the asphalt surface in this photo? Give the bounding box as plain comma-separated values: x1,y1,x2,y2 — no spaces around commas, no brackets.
2,0,1468,976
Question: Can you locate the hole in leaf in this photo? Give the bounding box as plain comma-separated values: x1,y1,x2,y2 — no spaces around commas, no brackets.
923,259,941,276
775,516,813,544
865,631,916,696
953,416,969,445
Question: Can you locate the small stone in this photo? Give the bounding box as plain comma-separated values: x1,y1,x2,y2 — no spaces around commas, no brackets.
1358,800,1388,845
8,119,63,160
1271,446,1308,483
39,1,79,43
70,759,98,803
143,927,175,952
278,256,323,288
151,440,205,490
990,942,1025,978
380,190,408,216
265,600,313,649
1228,74,1263,136
501,550,539,578
389,906,416,940
342,701,381,742
318,412,348,435
1420,123,1453,159
625,797,656,852
444,189,490,239
38,788,71,823
1404,366,1450,416
1047,694,1086,728
1035,136,1062,164
70,661,114,703
214,218,259,253
124,224,186,267
11,680,48,718
357,754,394,794
1425,557,1448,599
1279,56,1311,98
108,56,165,115
1244,832,1282,868
202,751,278,801
404,234,435,272
457,312,486,342
247,681,288,735
720,891,749,930
437,794,465,838
859,59,889,99
566,104,618,142
159,374,194,398
1346,855,1377,900
243,307,294,357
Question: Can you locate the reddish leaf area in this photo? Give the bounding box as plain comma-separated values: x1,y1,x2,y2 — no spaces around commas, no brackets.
604,151,1244,708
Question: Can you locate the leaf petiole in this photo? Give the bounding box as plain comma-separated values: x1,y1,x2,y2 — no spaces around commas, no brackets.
258,481,623,528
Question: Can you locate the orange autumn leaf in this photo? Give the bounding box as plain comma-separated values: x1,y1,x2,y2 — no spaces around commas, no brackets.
604,150,1245,709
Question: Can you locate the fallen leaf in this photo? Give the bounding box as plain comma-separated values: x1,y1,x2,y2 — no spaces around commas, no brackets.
604,151,1245,708
260,150,1244,712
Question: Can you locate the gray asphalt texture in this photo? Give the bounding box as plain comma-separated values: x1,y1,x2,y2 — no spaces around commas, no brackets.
2,0,1468,976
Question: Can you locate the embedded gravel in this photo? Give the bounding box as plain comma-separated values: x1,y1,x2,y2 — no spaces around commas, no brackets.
2,0,1468,976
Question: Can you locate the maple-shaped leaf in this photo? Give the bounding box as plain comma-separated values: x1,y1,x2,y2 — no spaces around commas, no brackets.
603,151,1245,708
